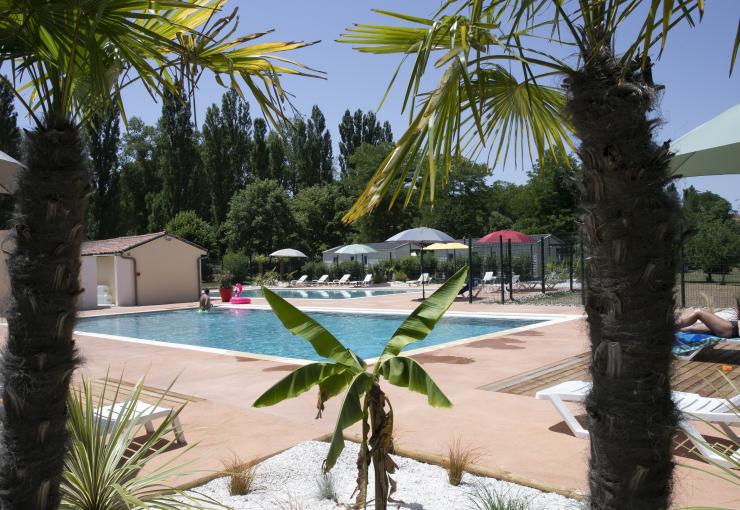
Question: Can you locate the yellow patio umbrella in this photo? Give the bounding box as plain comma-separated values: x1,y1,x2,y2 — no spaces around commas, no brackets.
422,242,468,250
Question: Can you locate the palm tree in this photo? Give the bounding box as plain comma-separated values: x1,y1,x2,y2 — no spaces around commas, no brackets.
254,267,467,509
0,1,318,507
337,2,738,508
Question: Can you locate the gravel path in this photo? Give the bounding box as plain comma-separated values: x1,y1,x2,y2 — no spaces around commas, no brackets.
188,441,582,509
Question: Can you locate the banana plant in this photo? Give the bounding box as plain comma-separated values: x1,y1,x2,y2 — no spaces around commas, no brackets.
254,266,468,510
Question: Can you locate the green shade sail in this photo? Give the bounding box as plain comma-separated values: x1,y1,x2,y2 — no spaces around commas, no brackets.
670,104,740,177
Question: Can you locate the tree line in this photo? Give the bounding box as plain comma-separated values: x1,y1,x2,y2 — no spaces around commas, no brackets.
1,78,736,278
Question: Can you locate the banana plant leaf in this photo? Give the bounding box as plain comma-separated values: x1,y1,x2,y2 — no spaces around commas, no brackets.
376,266,467,366
379,356,452,408
262,287,366,371
253,362,346,408
325,372,374,471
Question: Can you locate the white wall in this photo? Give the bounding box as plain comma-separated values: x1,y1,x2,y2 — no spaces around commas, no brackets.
78,256,97,310
114,255,136,306
129,236,205,306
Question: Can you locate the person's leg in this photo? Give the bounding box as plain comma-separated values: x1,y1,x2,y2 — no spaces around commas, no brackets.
677,309,733,337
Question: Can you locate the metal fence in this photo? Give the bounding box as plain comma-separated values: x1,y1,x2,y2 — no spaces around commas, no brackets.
679,247,740,309
207,234,739,310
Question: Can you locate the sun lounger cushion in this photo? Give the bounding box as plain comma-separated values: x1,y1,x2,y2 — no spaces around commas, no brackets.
672,332,723,357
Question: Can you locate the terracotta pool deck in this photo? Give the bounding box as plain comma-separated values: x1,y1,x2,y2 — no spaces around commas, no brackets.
19,288,738,507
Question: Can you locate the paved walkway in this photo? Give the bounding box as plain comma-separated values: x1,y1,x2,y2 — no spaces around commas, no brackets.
6,289,737,507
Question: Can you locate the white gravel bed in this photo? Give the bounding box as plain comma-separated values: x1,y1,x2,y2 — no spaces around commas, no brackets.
188,441,582,509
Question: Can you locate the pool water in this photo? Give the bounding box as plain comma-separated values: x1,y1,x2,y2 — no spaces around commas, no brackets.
76,308,543,361
212,288,416,300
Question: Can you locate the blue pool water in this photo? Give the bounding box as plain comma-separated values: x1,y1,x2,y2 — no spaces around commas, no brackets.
76,308,543,361
233,288,415,300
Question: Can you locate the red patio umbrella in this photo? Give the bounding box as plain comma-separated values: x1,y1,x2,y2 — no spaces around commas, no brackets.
477,229,535,244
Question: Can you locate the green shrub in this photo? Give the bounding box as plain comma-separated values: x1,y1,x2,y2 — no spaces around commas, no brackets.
338,260,364,280
300,260,331,280
393,271,408,281
165,210,217,254
466,485,531,510
372,259,396,283
252,270,279,286
396,256,420,279
512,256,533,281
223,251,250,282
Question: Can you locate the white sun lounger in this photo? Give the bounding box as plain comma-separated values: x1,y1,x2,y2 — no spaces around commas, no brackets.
536,380,740,468
407,273,430,286
351,274,373,287
97,400,186,445
332,274,351,286
311,274,328,286
289,275,307,287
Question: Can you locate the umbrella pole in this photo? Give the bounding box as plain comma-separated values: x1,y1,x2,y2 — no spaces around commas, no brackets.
421,244,425,300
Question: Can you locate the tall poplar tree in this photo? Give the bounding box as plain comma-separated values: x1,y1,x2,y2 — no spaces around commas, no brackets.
147,89,206,229
338,108,393,176
86,102,120,239
267,131,287,187
251,118,270,181
202,90,253,223
117,118,159,235
305,105,333,186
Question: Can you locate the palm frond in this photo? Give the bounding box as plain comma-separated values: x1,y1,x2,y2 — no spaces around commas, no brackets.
0,0,321,128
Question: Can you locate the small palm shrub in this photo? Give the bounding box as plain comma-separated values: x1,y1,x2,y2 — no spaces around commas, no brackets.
446,438,480,486
254,267,468,510
222,454,257,496
61,377,219,509
466,485,531,510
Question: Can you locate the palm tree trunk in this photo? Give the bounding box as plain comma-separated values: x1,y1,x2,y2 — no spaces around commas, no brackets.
565,50,682,509
0,118,88,509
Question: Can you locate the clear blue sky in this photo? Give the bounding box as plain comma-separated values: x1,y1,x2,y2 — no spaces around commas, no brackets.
69,2,740,209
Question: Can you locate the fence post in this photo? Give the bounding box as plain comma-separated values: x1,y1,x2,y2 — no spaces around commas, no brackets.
499,235,505,304
540,238,546,294
580,232,585,305
468,238,473,305
680,244,686,308
568,242,574,292
507,239,513,301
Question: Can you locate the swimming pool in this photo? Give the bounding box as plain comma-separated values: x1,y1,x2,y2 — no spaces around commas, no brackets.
75,308,545,362
226,288,416,300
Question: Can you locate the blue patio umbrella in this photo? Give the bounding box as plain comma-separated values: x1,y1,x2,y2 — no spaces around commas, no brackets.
386,228,454,298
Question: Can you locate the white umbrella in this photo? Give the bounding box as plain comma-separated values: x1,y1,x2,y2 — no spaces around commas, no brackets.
386,227,454,298
269,248,308,258
670,103,740,177
334,244,377,255
334,244,377,271
0,150,23,195
386,227,454,243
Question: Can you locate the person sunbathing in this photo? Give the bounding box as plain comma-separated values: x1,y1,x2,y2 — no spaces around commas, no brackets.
675,298,739,338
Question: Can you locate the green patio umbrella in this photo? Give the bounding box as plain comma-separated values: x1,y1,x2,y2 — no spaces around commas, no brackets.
670,103,740,177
